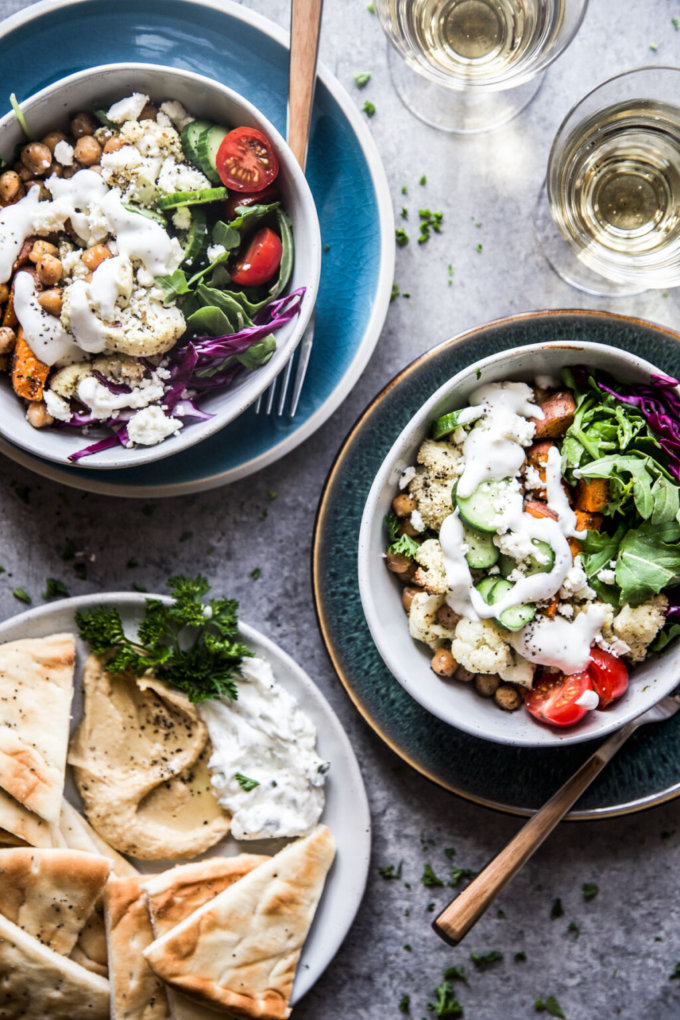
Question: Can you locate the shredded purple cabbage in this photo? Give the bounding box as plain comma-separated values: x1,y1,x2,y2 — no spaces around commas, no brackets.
90,370,132,395
599,372,680,482
66,287,305,462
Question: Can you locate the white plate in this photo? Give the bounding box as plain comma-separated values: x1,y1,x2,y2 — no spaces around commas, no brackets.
0,592,371,1005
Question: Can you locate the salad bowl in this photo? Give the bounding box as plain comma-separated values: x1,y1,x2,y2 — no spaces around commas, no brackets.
359,339,680,748
0,63,321,468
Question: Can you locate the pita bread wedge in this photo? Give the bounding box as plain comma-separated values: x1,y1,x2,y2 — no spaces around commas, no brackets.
0,786,60,848
0,911,109,1019
105,876,170,1020
69,656,229,860
143,856,269,1020
0,633,75,824
0,847,110,956
144,825,336,1020
60,798,140,878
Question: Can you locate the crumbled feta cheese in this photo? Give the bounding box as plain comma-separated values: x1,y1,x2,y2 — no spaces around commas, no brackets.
524,464,544,490
54,140,74,166
127,405,183,445
535,374,561,390
452,426,467,445
156,156,211,196
399,465,416,490
101,145,144,172
496,529,535,562
597,568,617,585
206,243,226,263
172,206,192,231
44,389,72,422
137,268,155,288
575,689,599,710
559,558,596,601
557,603,575,619
410,508,426,534
159,100,195,131
107,93,150,124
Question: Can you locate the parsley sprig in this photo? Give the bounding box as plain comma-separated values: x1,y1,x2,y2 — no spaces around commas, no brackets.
75,574,253,703
386,512,420,557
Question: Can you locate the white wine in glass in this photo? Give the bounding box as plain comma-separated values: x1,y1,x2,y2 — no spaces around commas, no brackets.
375,0,588,132
536,67,680,295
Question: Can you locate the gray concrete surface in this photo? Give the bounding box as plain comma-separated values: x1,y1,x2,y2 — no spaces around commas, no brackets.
1,0,680,1016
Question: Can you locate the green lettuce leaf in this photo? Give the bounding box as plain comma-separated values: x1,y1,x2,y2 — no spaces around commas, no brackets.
616,522,680,605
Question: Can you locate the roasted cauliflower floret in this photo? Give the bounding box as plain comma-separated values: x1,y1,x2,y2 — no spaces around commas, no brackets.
452,618,513,676
408,593,457,649
102,299,185,358
409,470,454,532
414,539,448,596
613,595,668,663
417,438,464,481
49,353,148,399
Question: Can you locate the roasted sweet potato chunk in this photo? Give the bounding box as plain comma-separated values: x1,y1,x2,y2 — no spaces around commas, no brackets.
575,477,609,512
525,500,558,521
11,328,49,401
530,391,576,438
575,509,603,532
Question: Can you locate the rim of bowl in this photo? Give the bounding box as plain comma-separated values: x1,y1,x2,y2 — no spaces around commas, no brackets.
358,337,680,749
0,62,321,470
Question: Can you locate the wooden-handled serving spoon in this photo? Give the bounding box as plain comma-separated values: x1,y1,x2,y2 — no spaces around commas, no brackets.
433,692,680,946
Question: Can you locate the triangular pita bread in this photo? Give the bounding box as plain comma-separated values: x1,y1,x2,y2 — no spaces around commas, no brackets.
0,633,75,824
143,855,269,1020
144,825,336,1020
0,847,110,956
0,911,110,1019
60,798,140,878
0,786,60,848
104,876,170,1020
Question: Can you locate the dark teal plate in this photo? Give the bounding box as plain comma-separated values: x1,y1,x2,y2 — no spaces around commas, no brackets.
313,310,680,819
0,0,393,496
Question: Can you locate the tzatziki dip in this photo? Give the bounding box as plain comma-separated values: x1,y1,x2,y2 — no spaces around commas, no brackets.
199,656,329,840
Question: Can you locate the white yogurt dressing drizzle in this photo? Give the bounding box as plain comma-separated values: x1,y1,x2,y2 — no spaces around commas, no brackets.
199,656,329,841
12,272,80,366
0,170,183,361
438,380,601,674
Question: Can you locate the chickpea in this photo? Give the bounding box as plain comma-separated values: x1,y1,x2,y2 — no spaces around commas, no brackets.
41,131,68,154
0,327,16,354
29,240,58,264
139,102,158,121
82,244,112,272
386,551,412,575
50,163,64,179
13,162,33,182
24,182,50,201
103,135,125,154
0,355,8,373
20,142,52,177
0,171,22,203
402,586,420,613
70,111,98,138
454,663,476,683
437,604,460,630
398,519,420,539
26,400,54,428
0,283,9,305
474,673,501,698
74,136,102,167
88,164,103,176
38,288,63,317
392,493,417,517
62,164,82,180
36,253,63,287
494,685,522,712
431,648,457,677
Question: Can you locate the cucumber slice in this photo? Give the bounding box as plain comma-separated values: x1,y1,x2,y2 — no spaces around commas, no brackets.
498,603,536,631
464,526,499,570
526,539,555,575
432,409,466,441
498,554,515,578
182,207,208,268
158,187,227,211
196,124,229,184
488,578,536,630
456,478,512,535
181,119,212,167
475,577,498,603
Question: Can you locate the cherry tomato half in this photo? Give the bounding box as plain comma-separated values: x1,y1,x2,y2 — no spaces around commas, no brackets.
230,227,283,287
224,183,280,222
525,670,594,728
216,127,279,193
587,648,629,709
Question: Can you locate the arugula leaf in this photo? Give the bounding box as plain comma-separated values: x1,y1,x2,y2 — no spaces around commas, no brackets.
652,621,680,652
616,522,680,604
580,525,626,579
212,220,241,250
186,305,235,338
229,201,280,236
155,269,191,304
76,574,253,703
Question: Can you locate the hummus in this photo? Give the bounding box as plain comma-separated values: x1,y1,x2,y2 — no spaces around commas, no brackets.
68,654,229,860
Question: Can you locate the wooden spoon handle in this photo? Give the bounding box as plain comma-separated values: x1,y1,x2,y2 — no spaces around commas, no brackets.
288,0,324,171
433,723,633,945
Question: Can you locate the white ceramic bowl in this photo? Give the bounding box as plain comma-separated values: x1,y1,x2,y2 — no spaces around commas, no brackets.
359,339,680,748
0,63,321,468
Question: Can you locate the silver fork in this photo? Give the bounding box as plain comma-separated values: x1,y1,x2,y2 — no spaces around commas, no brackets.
255,0,323,418
433,691,680,945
